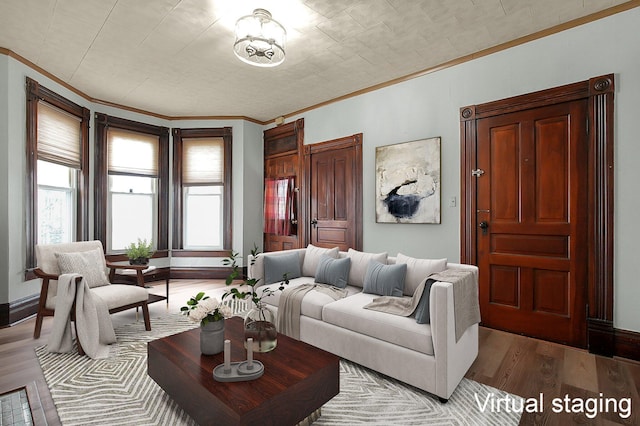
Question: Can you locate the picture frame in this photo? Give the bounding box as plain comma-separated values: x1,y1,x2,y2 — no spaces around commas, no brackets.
375,137,441,224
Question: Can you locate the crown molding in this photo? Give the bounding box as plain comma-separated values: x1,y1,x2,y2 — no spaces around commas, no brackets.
0,47,266,124
2,1,639,126
273,0,640,123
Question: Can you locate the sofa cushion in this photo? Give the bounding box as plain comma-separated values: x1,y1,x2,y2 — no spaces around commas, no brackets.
260,277,360,320
396,253,447,296
91,284,149,310
55,248,110,288
346,249,388,287
363,260,407,297
302,245,339,277
264,252,302,285
259,277,316,309
315,255,351,288
322,292,434,355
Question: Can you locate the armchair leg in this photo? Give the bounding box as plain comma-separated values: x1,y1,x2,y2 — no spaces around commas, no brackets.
34,313,44,339
74,320,85,356
141,303,151,331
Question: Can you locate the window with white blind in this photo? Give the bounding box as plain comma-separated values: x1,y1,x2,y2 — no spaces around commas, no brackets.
26,77,89,268
107,128,159,252
173,128,232,251
94,114,169,254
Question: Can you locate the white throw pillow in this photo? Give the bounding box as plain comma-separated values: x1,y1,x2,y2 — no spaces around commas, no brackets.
396,253,447,296
55,248,110,289
302,244,339,277
346,249,388,287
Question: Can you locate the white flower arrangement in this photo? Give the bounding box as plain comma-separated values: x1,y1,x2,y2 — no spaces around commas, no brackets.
181,292,233,326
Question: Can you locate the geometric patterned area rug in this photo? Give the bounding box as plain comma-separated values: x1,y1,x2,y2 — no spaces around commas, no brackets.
36,315,522,425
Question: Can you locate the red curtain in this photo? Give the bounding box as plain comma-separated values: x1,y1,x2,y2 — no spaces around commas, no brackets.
264,176,295,235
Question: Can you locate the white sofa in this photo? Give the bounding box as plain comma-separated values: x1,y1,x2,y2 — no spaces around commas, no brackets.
247,246,479,401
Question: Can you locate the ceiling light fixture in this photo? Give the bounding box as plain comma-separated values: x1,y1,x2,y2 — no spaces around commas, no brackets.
233,9,286,67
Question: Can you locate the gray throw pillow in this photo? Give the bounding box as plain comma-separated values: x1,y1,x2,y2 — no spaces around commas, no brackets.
363,260,407,297
264,252,301,285
414,278,436,324
315,255,351,288
55,248,110,288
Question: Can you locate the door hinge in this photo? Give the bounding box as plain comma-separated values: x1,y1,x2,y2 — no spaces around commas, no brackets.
471,169,485,177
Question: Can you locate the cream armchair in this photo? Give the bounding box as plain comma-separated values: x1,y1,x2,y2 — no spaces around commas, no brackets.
33,240,151,339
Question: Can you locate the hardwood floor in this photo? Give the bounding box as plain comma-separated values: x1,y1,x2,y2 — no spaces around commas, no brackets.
467,327,640,425
1,279,638,425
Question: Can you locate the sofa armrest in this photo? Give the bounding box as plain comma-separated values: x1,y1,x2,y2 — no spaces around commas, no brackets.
429,266,480,399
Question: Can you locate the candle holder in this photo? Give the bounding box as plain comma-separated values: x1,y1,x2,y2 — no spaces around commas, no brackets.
213,338,264,382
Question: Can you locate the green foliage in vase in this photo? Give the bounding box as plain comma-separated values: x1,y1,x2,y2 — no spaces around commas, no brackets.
222,243,289,306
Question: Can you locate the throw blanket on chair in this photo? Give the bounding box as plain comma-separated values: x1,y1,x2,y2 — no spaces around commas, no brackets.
47,273,116,359
277,284,348,340
364,269,480,342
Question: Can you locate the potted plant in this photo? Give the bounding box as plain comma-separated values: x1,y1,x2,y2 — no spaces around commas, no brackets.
181,292,233,355
125,238,154,265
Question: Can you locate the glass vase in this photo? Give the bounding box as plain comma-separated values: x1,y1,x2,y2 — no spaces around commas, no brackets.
200,319,225,355
244,302,277,352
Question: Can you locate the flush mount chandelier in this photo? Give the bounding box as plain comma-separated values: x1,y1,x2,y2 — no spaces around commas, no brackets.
234,9,286,67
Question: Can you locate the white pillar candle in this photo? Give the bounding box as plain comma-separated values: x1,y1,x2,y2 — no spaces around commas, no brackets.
247,338,253,368
224,339,231,372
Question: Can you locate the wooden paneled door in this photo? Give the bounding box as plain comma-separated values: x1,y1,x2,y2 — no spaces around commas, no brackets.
304,134,363,251
475,100,589,347
461,75,615,353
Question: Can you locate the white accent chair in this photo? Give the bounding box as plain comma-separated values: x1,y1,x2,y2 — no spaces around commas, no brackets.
33,240,151,340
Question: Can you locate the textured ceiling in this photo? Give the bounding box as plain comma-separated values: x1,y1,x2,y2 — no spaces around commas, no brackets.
0,0,632,122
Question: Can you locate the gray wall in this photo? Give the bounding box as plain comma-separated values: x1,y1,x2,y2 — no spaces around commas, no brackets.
286,8,640,333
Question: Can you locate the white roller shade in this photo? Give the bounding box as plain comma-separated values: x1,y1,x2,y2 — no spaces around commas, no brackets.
182,137,224,184
37,101,82,167
107,128,159,177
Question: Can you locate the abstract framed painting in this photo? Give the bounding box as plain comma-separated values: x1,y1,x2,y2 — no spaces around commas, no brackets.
375,137,441,224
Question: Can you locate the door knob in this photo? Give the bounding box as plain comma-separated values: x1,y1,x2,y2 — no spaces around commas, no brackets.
479,221,489,235
311,218,318,228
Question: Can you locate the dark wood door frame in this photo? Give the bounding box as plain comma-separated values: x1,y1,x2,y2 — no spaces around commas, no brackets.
460,74,615,355
263,118,305,252
303,134,363,251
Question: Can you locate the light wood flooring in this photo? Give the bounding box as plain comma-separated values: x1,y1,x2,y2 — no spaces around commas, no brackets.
1,279,638,425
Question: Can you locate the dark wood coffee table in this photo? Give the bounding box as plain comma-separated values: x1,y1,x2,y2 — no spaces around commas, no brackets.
148,316,340,425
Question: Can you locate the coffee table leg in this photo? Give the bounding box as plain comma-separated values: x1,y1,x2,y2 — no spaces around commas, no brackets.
297,408,320,426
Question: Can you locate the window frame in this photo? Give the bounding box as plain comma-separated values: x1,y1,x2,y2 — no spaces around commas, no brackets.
25,77,90,270
37,164,78,245
172,127,232,255
94,113,169,255
106,175,158,252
